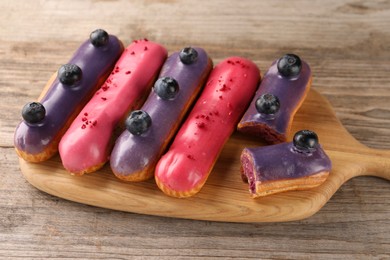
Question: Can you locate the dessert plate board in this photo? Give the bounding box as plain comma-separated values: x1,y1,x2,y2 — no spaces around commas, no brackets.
19,90,390,222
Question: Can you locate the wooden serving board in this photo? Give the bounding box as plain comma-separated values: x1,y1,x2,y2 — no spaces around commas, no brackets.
19,89,390,223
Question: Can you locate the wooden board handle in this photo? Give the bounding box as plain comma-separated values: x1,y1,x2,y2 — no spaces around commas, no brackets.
342,145,390,181
363,148,390,180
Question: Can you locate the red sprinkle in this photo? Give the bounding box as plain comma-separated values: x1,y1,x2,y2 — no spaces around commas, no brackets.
81,125,86,129
125,71,131,75
219,84,230,91
84,113,88,116
101,97,107,101
197,122,206,129
131,51,135,55
82,117,87,122
187,155,195,160
144,38,148,41
144,46,148,51
92,120,97,126
219,95,223,100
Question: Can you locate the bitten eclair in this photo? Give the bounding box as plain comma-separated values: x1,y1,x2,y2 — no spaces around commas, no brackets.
238,54,312,143
241,130,332,198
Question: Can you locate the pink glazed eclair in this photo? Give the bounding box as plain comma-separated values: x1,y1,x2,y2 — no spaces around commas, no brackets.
155,57,260,198
59,39,167,175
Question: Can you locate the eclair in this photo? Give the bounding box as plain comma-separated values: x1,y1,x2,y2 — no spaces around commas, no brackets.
59,39,167,175
110,47,212,181
238,54,312,143
241,130,332,198
155,57,260,198
14,29,124,162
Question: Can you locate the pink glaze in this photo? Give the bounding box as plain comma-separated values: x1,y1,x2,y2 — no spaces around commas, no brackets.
59,39,167,174
155,57,260,195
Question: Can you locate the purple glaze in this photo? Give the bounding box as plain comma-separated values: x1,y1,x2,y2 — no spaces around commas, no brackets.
241,142,332,185
238,58,311,140
110,47,211,176
14,34,123,154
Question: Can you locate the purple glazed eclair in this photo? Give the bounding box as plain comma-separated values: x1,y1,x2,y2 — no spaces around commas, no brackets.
241,130,332,198
238,54,312,143
14,29,124,162
110,47,213,181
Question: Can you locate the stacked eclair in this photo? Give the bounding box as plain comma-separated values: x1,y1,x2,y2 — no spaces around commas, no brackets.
15,29,332,199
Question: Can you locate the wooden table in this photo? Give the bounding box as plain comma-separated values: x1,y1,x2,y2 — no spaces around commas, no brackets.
1,0,389,258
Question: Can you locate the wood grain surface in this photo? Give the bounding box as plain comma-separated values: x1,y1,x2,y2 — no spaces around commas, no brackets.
1,0,389,258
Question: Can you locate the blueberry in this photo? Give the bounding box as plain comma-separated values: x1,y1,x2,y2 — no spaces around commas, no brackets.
255,94,280,115
90,29,109,47
154,77,179,100
125,110,152,136
58,64,82,85
277,54,302,77
293,130,319,151
179,47,198,65
22,102,46,124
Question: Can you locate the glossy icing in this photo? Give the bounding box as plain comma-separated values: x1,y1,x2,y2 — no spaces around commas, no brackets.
238,58,312,142
59,40,167,174
155,57,260,195
110,47,212,180
14,34,123,158
241,142,332,194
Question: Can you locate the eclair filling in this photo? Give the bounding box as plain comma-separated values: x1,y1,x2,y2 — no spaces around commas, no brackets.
241,152,257,194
